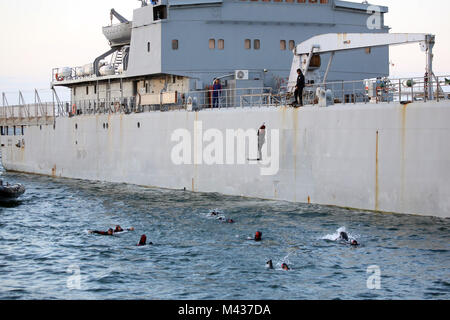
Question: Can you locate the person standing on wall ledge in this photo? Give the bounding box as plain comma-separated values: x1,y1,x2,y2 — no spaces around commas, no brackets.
294,69,305,107
257,123,266,161
212,79,222,108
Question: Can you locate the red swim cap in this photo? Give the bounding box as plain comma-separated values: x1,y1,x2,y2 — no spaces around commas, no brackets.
138,235,147,246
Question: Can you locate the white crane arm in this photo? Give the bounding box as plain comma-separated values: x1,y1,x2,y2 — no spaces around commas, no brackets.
295,33,433,55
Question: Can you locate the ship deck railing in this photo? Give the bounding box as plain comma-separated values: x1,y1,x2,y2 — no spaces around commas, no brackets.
282,74,450,105
1,76,449,125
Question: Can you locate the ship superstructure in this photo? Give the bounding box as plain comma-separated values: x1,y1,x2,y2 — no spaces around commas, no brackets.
52,0,389,112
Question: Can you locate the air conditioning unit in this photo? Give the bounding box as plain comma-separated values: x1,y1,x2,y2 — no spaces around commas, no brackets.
235,70,249,80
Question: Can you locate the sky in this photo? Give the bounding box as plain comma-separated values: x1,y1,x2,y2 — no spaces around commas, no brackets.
0,0,449,97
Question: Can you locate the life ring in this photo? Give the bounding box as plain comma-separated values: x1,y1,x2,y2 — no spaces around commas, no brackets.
72,104,77,115
55,73,64,81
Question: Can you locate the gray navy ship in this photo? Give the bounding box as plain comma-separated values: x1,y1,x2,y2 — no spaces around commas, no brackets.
1,0,449,218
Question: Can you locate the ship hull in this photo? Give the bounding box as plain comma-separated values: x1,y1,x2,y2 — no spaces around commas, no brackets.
1,101,450,218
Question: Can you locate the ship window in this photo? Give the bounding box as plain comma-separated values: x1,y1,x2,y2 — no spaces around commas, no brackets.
286,0,294,2
22,126,25,135
153,5,167,21
86,86,89,95
0,126,3,136
280,40,286,50
145,82,149,93
254,39,260,50
218,39,224,50
94,85,97,94
73,87,76,96
289,40,295,50
137,122,141,129
148,42,151,52
245,39,251,50
365,47,372,54
172,39,179,50
209,39,215,50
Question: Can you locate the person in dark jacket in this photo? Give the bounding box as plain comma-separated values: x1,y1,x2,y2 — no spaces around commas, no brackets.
89,228,114,236
212,79,222,108
294,69,305,106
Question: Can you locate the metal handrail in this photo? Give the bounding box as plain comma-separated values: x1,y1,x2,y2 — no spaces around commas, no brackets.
1,76,449,123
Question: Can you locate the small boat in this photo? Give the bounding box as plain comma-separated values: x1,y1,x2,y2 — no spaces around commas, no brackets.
0,181,26,200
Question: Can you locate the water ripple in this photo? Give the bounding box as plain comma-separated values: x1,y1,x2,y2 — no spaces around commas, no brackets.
0,170,448,300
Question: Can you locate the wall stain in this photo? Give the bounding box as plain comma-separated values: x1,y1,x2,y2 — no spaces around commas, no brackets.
400,104,407,209
375,130,380,211
293,108,299,202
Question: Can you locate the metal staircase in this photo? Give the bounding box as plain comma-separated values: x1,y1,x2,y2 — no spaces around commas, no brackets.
112,49,124,74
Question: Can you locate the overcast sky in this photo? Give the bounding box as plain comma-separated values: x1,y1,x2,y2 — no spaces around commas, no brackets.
0,0,449,95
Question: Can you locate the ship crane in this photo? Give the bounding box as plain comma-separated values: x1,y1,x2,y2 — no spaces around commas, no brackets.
110,8,129,24
289,33,436,99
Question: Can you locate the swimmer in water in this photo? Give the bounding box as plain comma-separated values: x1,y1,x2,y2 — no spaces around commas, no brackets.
339,231,349,242
266,260,274,269
137,235,147,246
89,228,114,236
137,235,153,246
114,225,135,233
339,231,359,246
281,263,290,271
218,217,235,223
248,231,262,241
210,210,220,216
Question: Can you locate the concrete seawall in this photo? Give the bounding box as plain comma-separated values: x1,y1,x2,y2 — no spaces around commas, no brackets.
1,101,449,218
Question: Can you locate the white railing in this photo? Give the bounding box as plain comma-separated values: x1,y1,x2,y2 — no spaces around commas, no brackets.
283,74,450,105
2,75,449,124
